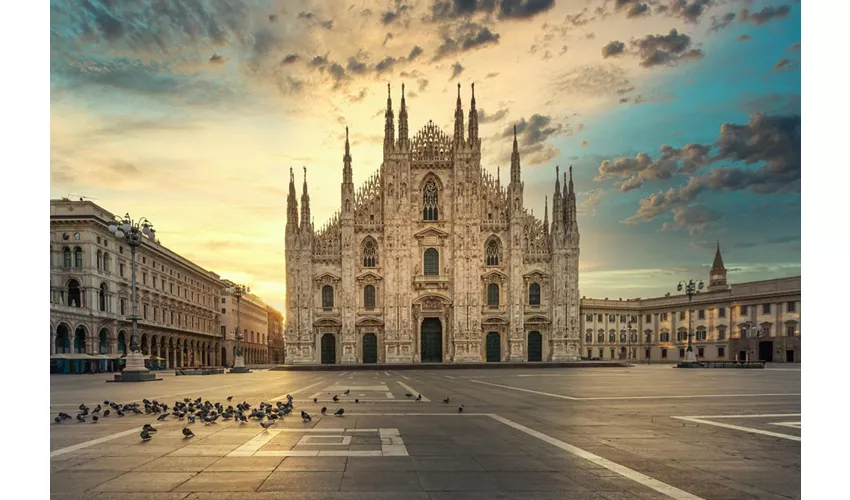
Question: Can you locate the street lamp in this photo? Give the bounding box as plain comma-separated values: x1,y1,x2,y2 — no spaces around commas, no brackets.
626,318,633,363
677,279,704,364
227,283,251,374
108,213,158,382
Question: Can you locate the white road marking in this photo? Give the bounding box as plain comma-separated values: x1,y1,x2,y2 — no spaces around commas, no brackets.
470,380,580,400
471,380,799,401
385,392,395,399
685,413,801,419
397,372,410,380
50,427,143,458
384,371,390,376
672,416,800,441
226,428,405,458
269,380,326,401
397,381,431,402
444,375,457,379
771,422,801,429
490,414,705,500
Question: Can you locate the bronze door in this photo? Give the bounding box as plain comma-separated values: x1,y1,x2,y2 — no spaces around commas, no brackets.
321,334,336,364
420,318,442,363
362,333,378,364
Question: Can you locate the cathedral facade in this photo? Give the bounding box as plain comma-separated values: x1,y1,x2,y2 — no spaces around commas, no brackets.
284,84,581,364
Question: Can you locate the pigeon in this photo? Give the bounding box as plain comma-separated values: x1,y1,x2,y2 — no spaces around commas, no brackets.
143,424,157,433
93,405,102,414
157,413,169,421
458,405,464,413
443,398,450,404
343,389,350,395
301,411,312,422
92,416,99,423
415,394,422,402
260,420,275,430
182,427,195,438
117,410,125,417
355,399,359,404
332,395,339,402
226,396,233,402
140,430,152,441
320,407,327,415
103,409,110,417
76,414,86,423
405,393,413,398
187,414,196,424
334,408,344,417
54,416,61,424
313,398,318,403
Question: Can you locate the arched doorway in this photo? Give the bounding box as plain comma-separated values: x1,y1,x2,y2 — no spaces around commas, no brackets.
363,333,378,363
486,332,501,362
528,331,542,362
221,347,227,367
321,334,336,364
55,324,71,374
67,279,81,308
421,318,442,363
73,326,87,373
98,328,109,372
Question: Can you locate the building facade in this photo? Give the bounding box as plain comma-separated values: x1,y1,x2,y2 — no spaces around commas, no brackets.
283,84,582,364
50,199,226,372
267,306,284,364
579,245,801,363
220,280,269,366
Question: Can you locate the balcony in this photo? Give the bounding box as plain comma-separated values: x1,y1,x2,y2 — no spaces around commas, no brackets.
413,274,450,290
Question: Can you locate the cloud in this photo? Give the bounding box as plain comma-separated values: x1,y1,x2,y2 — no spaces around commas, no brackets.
596,144,713,190
740,5,791,25
602,41,625,58
209,54,226,65
737,34,751,41
477,108,510,123
429,0,554,21
773,58,792,72
614,1,650,19
375,56,401,73
408,45,424,60
632,29,704,67
739,92,800,115
620,113,800,224
787,41,800,52
581,140,590,147
666,0,715,24
710,12,736,32
434,23,501,60
319,20,334,30
346,56,368,75
660,206,723,236
450,62,465,79
382,3,410,25
281,54,299,65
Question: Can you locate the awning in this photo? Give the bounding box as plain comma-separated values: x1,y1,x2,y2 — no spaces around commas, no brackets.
61,353,95,360
50,353,70,360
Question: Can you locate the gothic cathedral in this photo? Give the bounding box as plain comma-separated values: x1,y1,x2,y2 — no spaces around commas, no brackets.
284,83,581,364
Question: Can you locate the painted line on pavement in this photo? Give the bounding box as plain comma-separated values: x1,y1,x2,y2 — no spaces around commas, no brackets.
672,416,801,441
397,381,431,402
269,379,327,401
396,372,410,380
51,427,142,458
682,413,801,419
470,380,581,400
471,380,799,401
490,414,705,500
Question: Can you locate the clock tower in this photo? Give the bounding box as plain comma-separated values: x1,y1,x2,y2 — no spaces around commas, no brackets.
708,242,729,292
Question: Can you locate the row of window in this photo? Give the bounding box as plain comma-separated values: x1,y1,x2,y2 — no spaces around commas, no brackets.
357,238,507,269
584,323,799,344
585,302,798,324
586,347,726,359
319,282,543,309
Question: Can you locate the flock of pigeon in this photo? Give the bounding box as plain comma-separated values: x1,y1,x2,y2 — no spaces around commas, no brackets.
54,390,464,442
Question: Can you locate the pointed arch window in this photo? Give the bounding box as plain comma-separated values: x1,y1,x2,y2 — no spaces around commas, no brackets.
485,240,499,265
62,247,71,268
363,239,377,267
67,279,81,308
529,283,541,305
423,179,438,220
74,247,83,267
322,285,334,309
424,248,439,276
487,284,499,306
364,285,376,310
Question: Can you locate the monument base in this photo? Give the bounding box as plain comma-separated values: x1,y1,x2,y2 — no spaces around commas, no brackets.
113,352,158,382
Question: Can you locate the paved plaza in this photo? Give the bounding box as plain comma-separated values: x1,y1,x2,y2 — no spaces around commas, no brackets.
50,365,801,500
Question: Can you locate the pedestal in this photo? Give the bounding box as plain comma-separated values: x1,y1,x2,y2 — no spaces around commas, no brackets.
113,352,158,382
229,355,251,373
683,349,698,363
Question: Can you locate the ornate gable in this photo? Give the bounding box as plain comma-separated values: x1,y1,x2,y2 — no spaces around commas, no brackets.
314,273,341,286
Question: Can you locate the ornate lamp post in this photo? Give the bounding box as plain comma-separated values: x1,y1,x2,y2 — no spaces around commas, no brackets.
228,283,251,374
108,213,158,382
677,279,704,365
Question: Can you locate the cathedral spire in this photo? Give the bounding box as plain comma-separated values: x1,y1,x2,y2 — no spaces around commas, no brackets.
453,82,464,148
552,165,563,235
300,166,311,230
467,83,478,144
543,196,549,237
510,124,521,186
384,83,395,151
567,166,577,229
343,126,353,185
287,166,299,229
398,83,408,149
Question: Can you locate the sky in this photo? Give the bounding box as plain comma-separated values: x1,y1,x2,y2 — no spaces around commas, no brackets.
49,0,801,313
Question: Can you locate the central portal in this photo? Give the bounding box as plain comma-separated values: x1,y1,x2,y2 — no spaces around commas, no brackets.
321,334,336,364
420,318,443,363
